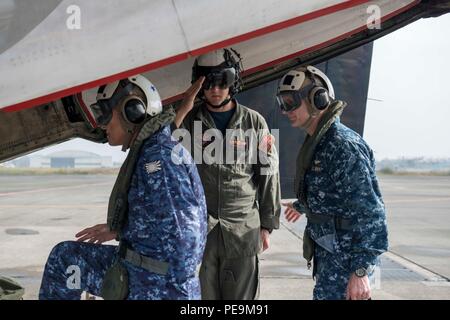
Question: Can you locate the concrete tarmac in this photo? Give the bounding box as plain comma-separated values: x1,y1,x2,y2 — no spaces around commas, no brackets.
0,174,449,299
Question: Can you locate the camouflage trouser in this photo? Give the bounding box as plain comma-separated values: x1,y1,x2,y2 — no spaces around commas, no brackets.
39,241,201,300
312,244,378,300
312,244,351,300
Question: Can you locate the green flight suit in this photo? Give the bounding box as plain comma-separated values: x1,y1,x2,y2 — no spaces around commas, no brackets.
176,101,281,299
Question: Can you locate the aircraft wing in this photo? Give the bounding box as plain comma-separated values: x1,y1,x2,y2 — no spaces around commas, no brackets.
0,0,449,162
2,0,448,112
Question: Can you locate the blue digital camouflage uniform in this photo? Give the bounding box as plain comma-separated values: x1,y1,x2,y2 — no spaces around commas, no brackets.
296,119,388,300
39,126,207,300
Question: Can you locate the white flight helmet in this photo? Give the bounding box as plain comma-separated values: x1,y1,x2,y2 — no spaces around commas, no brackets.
90,75,162,127
192,48,242,103
277,66,335,114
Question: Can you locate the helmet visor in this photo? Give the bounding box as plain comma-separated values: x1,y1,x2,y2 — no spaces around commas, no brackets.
276,91,304,112
89,100,113,126
202,67,236,90
276,83,315,112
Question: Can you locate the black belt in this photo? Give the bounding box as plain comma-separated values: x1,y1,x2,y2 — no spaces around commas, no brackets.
117,242,169,275
305,212,353,231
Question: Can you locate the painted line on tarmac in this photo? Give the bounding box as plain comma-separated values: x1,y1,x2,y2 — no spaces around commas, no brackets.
0,204,105,208
261,275,311,279
281,221,303,240
0,182,112,197
421,281,450,287
384,251,450,283
282,219,450,284
385,197,450,204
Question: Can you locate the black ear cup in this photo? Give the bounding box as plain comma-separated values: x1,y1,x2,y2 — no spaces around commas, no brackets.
312,87,330,110
307,70,331,112
123,99,146,124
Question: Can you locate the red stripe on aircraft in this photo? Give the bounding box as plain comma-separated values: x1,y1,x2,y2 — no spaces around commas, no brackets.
189,0,371,57
76,92,97,128
162,0,420,105
2,52,189,113
2,0,417,112
243,0,421,76
243,0,420,75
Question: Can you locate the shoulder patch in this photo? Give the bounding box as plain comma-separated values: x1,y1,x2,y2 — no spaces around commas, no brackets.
145,160,162,174
258,134,275,154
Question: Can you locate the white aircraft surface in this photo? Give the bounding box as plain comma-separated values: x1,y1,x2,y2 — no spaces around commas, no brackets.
0,0,448,161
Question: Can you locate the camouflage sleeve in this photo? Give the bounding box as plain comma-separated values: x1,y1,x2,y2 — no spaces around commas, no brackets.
327,141,388,271
137,144,207,270
253,118,281,231
292,200,306,214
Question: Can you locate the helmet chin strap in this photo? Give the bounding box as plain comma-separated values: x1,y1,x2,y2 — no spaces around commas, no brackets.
299,102,320,131
299,113,315,131
121,132,134,152
118,112,139,152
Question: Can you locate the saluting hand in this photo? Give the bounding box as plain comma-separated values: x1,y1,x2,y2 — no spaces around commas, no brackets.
181,76,205,111
174,76,205,128
75,223,117,244
282,202,302,223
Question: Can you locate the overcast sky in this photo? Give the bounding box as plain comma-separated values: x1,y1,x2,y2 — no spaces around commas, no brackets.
31,13,450,162
364,13,450,160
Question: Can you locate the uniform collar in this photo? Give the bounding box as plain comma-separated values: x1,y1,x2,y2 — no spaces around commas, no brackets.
194,99,243,129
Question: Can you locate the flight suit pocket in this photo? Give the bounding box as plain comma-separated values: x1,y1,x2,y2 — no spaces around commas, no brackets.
223,269,236,283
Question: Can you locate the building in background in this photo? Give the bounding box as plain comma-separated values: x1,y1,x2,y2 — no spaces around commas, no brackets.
12,150,112,168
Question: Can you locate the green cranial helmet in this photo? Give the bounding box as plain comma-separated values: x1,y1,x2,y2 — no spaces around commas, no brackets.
0,276,25,300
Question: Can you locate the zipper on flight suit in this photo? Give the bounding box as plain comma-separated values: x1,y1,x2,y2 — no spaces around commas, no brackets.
201,110,222,219
218,164,221,218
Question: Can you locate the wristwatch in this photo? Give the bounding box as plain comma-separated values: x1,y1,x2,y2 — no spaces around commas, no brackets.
354,267,368,277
